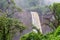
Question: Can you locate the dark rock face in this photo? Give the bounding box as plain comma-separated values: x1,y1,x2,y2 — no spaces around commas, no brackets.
12,11,32,40
12,10,53,40
40,12,53,34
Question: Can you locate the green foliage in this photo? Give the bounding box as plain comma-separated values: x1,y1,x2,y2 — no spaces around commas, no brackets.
54,26,60,36
0,0,23,40
0,13,25,40
20,26,60,40
20,3,60,40
49,3,60,28
20,32,43,40
53,3,60,20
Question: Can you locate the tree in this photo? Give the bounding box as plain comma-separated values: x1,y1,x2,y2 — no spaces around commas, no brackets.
20,26,60,40
50,3,60,28
44,3,60,30
0,0,25,40
0,12,25,40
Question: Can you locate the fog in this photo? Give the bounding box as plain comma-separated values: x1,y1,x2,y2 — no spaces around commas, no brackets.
14,0,60,8
14,0,60,15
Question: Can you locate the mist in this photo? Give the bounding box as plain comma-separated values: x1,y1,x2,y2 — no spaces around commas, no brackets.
14,0,60,9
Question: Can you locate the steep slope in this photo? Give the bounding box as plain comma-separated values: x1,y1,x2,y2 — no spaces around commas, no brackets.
12,11,32,40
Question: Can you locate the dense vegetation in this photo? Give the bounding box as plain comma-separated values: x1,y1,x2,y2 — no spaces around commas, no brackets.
0,0,60,40
20,3,60,40
0,0,25,40
48,3,60,29
0,14,25,40
20,26,60,40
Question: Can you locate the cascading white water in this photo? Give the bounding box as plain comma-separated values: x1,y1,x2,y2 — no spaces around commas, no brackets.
31,12,42,33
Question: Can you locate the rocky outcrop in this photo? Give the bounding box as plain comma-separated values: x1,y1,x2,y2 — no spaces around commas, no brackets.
12,11,32,40
12,10,54,40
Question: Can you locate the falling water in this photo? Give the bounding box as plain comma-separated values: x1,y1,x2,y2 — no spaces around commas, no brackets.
31,12,42,33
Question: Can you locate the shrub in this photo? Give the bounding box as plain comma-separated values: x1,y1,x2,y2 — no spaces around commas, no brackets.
54,26,60,36
20,32,44,40
20,26,60,40
0,15,25,40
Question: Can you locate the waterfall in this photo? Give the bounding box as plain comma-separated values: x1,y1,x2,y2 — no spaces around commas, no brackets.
31,12,42,33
